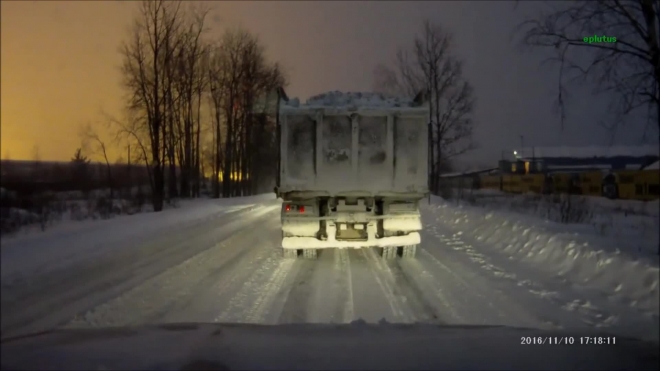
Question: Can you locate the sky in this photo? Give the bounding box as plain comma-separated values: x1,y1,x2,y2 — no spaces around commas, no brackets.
1,1,653,167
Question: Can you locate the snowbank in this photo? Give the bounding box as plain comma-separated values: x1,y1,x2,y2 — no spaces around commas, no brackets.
458,188,660,217
644,160,659,170
1,194,278,280
285,91,416,108
428,196,659,315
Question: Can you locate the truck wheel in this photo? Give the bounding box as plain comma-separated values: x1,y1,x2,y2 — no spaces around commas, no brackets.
302,248,318,260
282,248,297,259
402,245,417,258
382,246,397,260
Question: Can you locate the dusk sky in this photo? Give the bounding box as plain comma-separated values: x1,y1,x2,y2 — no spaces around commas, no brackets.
1,1,652,166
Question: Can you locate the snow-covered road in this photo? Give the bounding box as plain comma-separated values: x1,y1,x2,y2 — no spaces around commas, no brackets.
1,195,657,342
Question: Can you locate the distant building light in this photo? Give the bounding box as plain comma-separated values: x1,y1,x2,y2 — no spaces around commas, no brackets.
513,150,517,155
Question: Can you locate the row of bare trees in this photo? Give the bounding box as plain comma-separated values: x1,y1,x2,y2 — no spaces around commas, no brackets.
373,20,477,194
114,1,285,211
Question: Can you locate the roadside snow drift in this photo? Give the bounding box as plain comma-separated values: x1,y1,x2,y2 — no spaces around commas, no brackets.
1,194,278,280
428,196,659,315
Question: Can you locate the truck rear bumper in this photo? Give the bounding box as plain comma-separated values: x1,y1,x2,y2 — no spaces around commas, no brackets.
282,232,420,249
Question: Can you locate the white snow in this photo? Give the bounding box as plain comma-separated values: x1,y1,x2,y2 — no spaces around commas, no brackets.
286,91,417,108
382,216,422,232
427,195,659,315
644,160,659,170
282,232,421,249
457,188,660,217
515,145,659,159
281,220,319,237
1,194,278,281
2,191,658,346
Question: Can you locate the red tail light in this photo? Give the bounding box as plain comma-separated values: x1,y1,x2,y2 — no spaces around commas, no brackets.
299,205,305,213
285,204,291,212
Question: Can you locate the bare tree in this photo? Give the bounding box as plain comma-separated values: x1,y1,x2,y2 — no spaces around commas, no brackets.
171,4,210,199
207,39,227,198
206,27,286,198
515,0,660,141
207,28,248,198
80,123,114,199
116,2,284,203
120,0,185,211
373,50,426,98
373,20,476,193
104,110,152,189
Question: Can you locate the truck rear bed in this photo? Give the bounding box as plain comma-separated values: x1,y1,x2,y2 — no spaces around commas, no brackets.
276,92,429,260
278,107,429,198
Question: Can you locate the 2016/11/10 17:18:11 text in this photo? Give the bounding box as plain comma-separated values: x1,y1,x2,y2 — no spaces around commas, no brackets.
521,336,617,345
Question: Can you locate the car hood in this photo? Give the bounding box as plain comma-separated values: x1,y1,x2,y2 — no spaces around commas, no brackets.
1,322,658,370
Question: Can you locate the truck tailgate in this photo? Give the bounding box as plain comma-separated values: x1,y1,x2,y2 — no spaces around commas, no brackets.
280,111,428,195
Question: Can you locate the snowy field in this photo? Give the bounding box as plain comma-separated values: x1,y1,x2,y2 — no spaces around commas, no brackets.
1,193,658,345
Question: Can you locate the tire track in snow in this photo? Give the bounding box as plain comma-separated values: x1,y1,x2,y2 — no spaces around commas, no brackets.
64,207,281,328
423,201,660,341
360,247,442,323
276,259,318,323
213,248,298,324
244,258,297,323
396,256,466,323
359,248,408,321
384,260,445,324
421,225,571,330
2,205,280,337
421,242,560,329
429,227,620,331
277,249,355,324
156,218,284,323
337,249,355,322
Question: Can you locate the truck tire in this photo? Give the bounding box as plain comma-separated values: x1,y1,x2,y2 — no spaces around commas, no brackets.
381,246,397,260
402,244,417,258
302,248,318,260
282,248,297,259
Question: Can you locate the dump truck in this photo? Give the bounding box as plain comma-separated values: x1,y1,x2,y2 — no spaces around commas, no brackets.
274,90,429,260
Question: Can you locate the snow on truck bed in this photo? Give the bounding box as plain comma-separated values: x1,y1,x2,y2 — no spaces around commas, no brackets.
283,91,418,109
